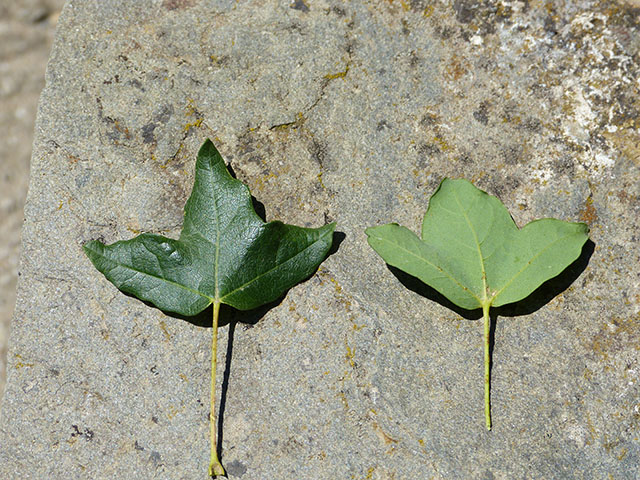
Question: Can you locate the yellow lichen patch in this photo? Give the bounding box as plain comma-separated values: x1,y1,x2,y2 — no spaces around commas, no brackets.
183,117,203,132
185,98,198,116
329,276,343,294
352,321,365,331
183,99,203,133
432,136,453,152
158,320,172,341
617,446,629,460
208,54,228,67
167,404,185,419
270,122,295,133
345,337,356,368
14,353,34,369
589,316,640,362
251,171,278,192
270,112,306,132
444,54,470,82
126,218,141,235
161,142,184,167
384,0,409,12
14,362,33,370
112,119,132,140
324,63,350,80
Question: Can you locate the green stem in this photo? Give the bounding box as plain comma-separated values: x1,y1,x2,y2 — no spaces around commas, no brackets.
482,302,492,431
209,301,225,477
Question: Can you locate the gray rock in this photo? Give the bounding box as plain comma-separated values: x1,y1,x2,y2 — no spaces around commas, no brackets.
0,0,65,403
1,1,639,479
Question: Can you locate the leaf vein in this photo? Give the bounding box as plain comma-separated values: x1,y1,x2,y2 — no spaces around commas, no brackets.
87,246,213,301
452,190,488,303
369,234,481,304
492,232,577,302
220,228,333,302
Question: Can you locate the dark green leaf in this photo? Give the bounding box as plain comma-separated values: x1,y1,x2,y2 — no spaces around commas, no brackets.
84,139,335,316
84,139,334,476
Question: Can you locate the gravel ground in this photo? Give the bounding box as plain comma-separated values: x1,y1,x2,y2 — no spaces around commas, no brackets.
0,0,64,402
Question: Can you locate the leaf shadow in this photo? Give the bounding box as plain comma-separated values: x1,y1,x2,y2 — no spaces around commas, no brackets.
161,299,283,329
327,230,346,257
217,318,236,472
388,239,594,418
387,266,482,320
386,239,595,320
495,239,595,317
123,227,344,473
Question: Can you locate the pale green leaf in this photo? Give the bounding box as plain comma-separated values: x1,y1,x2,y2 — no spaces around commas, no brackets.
365,177,589,430
366,178,589,310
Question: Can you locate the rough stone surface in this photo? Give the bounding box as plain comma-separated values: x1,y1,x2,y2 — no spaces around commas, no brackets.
1,1,639,479
0,0,64,402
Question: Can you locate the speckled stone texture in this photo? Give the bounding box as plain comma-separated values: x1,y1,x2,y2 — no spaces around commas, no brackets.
0,1,639,479
0,0,64,407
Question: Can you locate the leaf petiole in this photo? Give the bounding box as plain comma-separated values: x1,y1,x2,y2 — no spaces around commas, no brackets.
209,301,225,477
482,301,492,431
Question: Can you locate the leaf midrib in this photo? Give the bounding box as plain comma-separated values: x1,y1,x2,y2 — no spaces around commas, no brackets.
211,165,222,303
452,189,489,305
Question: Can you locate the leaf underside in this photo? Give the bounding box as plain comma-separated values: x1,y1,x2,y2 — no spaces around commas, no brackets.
366,178,589,310
84,139,335,316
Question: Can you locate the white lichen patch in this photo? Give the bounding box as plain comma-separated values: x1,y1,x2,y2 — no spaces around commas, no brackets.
573,149,617,177
562,84,597,143
593,151,615,169
564,422,589,448
470,35,483,46
529,164,555,184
